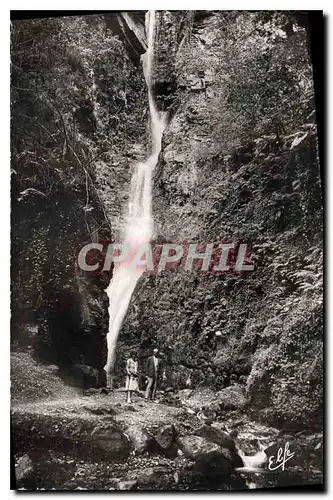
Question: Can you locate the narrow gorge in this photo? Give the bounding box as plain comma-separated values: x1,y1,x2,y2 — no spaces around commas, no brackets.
11,10,323,491
104,11,166,378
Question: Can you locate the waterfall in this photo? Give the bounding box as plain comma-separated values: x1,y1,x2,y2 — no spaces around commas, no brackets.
236,449,267,472
104,10,167,377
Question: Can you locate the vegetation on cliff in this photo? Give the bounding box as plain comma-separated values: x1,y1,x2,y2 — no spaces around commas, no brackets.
11,14,147,373
122,11,322,428
11,11,322,429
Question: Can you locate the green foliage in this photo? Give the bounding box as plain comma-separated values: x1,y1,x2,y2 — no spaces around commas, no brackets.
217,12,313,141
175,11,314,153
11,14,147,369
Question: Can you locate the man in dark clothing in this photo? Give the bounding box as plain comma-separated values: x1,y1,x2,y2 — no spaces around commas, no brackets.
145,348,163,401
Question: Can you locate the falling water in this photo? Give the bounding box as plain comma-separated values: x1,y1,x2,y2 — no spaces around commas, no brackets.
236,448,268,472
104,10,167,376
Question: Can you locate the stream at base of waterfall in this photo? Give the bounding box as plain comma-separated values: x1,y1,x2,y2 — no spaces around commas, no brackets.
103,10,167,377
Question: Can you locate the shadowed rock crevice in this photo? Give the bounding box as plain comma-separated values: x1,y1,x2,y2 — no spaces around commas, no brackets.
104,12,147,64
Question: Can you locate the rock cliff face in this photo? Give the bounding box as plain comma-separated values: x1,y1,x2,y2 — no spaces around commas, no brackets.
11,14,148,378
117,11,323,428
11,11,322,428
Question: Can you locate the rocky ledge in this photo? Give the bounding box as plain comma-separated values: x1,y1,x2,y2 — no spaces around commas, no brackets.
12,388,323,491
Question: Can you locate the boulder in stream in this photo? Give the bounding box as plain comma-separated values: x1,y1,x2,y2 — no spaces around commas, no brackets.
192,449,234,482
177,429,243,471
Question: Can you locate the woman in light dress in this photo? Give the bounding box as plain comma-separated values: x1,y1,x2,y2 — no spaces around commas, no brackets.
125,351,139,404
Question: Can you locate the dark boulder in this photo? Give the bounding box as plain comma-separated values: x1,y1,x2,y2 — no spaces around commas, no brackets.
229,429,239,438
265,438,303,469
153,424,177,456
88,422,131,460
192,449,233,481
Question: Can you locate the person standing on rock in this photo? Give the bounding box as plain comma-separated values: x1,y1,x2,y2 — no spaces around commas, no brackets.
125,351,139,404
145,348,162,402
